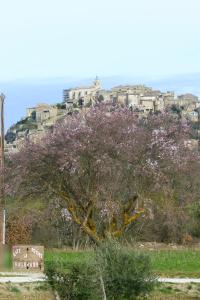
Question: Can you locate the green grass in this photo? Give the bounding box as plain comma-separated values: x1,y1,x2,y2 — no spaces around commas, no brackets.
5,248,12,270
45,249,91,269
2,247,200,278
9,286,21,293
149,250,200,277
44,249,200,278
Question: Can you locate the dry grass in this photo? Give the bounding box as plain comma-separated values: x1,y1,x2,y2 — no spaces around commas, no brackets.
0,281,200,300
0,282,55,300
150,296,200,299
148,282,200,300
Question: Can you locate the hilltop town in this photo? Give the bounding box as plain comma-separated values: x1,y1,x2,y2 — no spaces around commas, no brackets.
5,77,200,153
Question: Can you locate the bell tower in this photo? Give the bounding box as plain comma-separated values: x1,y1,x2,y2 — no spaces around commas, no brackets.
93,76,101,89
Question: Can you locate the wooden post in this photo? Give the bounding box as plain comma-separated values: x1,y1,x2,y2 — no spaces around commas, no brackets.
0,94,5,245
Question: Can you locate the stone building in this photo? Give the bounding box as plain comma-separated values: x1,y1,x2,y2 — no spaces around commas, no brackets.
63,77,101,106
101,84,167,113
63,79,183,113
27,103,66,125
177,93,198,111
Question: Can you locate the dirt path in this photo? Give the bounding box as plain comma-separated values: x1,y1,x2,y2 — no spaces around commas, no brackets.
1,272,200,284
0,272,46,283
158,278,200,283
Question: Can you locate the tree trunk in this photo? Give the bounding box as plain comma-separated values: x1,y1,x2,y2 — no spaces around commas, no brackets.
100,275,107,300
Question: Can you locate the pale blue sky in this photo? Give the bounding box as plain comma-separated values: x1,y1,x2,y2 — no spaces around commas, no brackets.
0,0,200,81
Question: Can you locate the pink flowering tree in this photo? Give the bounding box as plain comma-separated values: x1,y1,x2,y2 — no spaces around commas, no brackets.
6,104,198,243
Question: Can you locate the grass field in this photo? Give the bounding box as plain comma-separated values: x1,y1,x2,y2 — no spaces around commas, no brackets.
2,247,200,277
44,248,200,299
149,250,200,278
44,249,200,299
2,248,200,299
44,249,200,278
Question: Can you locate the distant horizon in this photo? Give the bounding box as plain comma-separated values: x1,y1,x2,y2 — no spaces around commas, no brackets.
2,70,200,84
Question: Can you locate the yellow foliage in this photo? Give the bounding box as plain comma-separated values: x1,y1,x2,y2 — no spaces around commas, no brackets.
124,209,144,226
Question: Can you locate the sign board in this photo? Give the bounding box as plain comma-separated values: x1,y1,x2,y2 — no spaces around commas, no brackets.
12,245,44,272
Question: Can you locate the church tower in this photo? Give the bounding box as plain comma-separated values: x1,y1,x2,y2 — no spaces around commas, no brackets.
93,76,101,89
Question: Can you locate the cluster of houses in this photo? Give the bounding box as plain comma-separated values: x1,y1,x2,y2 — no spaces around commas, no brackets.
5,77,200,153
64,77,200,117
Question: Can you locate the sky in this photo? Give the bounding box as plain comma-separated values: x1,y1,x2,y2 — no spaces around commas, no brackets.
1,0,200,128
0,0,200,81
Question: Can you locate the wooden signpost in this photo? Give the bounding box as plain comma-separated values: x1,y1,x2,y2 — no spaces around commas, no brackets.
12,245,44,272
0,94,5,246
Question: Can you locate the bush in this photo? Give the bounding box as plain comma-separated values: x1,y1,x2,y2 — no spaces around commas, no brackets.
46,239,155,300
188,202,200,238
149,205,187,244
6,213,32,246
95,239,156,299
46,260,100,300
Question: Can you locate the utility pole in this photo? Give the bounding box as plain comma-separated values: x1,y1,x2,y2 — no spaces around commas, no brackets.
0,94,5,245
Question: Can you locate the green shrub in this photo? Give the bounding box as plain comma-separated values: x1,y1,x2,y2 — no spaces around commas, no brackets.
46,239,155,300
46,260,100,300
95,239,156,299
